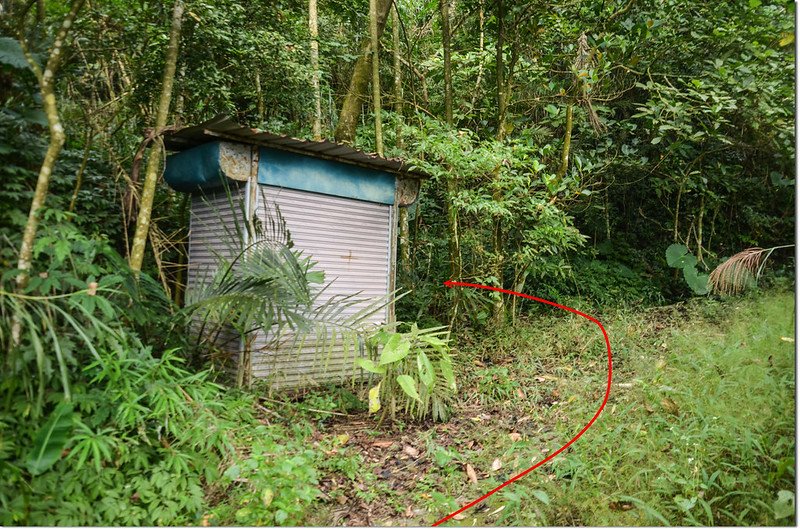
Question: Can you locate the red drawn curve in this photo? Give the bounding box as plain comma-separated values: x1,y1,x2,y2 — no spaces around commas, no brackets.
433,281,613,526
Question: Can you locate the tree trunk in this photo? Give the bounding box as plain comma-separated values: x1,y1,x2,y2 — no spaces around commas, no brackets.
15,0,86,291
468,0,485,112
440,0,453,125
392,3,403,146
333,0,393,144
555,103,574,185
129,0,184,273
309,0,322,140
495,0,506,141
255,69,265,122
369,0,383,155
491,0,506,323
68,130,92,213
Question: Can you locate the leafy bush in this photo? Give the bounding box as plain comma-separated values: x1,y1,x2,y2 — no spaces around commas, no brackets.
216,428,321,525
357,324,457,422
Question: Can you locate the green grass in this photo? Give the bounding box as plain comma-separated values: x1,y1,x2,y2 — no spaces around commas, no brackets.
431,290,795,526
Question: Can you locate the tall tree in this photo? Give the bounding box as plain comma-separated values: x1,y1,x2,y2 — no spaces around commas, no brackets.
369,0,383,155
440,0,453,125
309,0,322,140
333,0,393,144
128,0,184,273
15,0,86,291
393,3,412,283
392,2,403,144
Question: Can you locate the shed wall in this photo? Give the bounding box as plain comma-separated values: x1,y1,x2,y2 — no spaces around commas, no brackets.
187,186,246,359
250,185,392,387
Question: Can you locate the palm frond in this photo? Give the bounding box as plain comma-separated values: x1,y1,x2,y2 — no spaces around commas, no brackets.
708,245,792,295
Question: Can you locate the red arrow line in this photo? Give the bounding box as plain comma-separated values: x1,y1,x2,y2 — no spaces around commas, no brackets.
433,281,613,526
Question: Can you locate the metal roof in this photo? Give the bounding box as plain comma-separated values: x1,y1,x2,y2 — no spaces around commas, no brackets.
162,115,429,179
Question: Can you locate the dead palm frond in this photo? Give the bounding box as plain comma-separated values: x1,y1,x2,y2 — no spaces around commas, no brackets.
708,245,793,295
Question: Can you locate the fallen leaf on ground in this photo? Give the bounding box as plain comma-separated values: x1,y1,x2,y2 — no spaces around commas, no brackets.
372,440,394,448
509,432,522,442
465,463,478,483
491,458,502,471
661,397,680,415
403,445,420,458
453,513,467,520
489,505,506,516
609,501,634,511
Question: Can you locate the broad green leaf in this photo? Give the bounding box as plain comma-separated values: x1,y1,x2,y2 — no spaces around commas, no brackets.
355,357,385,374
0,37,30,70
396,375,421,402
379,334,411,365
368,383,381,413
773,490,794,519
419,334,448,352
683,266,709,295
532,490,550,505
417,351,434,387
665,244,697,269
25,402,74,475
224,464,241,480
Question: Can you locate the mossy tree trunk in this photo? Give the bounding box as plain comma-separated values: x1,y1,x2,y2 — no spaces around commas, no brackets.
309,0,322,140
440,0,453,125
333,0,393,144
129,0,184,273
15,0,86,291
369,0,383,155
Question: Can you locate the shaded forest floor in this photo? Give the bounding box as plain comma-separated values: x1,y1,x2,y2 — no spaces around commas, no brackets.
289,291,795,526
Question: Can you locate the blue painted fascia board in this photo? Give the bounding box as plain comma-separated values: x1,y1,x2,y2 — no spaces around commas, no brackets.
163,142,224,192
258,147,396,204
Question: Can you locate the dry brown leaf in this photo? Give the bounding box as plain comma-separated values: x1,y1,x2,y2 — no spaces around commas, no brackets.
403,445,420,458
465,463,478,483
491,458,502,471
661,397,680,415
509,432,522,442
404,505,414,518
372,440,394,448
453,513,467,520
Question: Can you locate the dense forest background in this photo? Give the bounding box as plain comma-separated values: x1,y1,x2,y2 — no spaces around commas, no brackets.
0,0,795,525
1,0,795,318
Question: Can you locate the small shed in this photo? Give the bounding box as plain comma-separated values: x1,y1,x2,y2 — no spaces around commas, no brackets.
162,116,427,387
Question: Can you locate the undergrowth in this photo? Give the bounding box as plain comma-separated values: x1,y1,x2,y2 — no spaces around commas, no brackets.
439,289,795,526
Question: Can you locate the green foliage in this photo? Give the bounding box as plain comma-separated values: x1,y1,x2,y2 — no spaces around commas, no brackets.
217,429,320,525
24,402,74,476
362,323,456,422
475,366,520,405
666,244,710,295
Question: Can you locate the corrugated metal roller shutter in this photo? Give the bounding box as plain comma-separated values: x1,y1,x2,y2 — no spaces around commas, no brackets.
187,187,246,356
252,185,392,387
